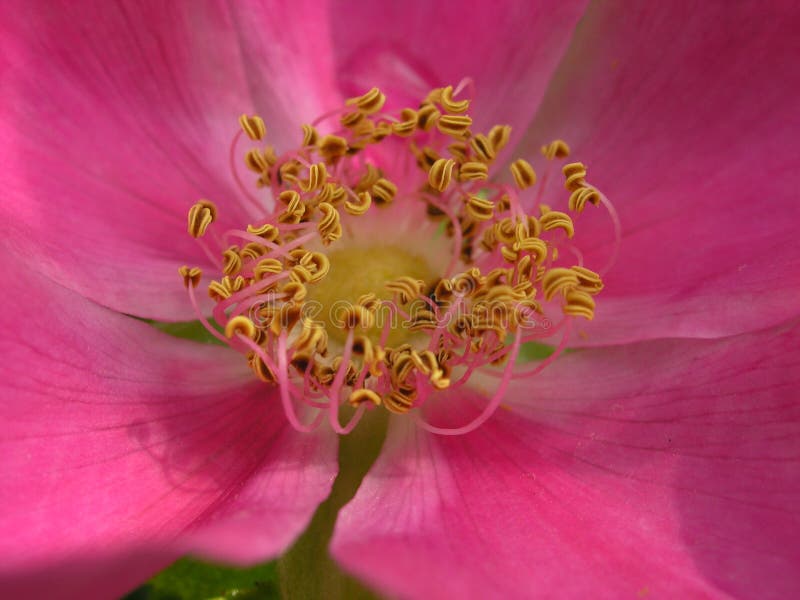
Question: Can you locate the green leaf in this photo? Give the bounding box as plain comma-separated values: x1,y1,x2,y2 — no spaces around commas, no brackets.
122,557,279,600
148,320,225,346
518,341,558,362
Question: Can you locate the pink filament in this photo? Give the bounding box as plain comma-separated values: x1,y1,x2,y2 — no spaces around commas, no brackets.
597,191,622,276
186,284,229,344
229,129,267,218
415,329,522,435
327,328,366,434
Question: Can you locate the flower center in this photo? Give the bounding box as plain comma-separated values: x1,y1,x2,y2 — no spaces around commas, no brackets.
306,244,436,347
179,82,618,435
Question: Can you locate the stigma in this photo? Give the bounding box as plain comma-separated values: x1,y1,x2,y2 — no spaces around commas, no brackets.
180,82,617,435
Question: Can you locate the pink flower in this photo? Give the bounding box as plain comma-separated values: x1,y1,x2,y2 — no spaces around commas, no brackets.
2,1,799,599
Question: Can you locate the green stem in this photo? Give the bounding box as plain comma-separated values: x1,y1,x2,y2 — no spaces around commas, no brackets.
277,408,389,599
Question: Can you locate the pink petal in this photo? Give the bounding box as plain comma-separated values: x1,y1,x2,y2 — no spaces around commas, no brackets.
332,323,800,598
0,1,341,320
329,0,588,139
0,256,337,591
520,3,800,344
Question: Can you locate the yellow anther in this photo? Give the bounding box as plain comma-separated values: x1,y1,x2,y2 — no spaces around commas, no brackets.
349,388,382,407
301,252,330,282
245,148,271,173
409,309,438,331
414,145,441,169
447,143,468,164
386,276,425,304
500,245,519,262
282,281,307,302
514,236,549,264
318,135,349,161
384,391,415,414
393,108,418,137
510,159,537,190
371,178,397,204
527,215,542,238
225,315,258,340
541,139,571,160
316,183,346,204
465,195,495,221
248,352,276,384
539,210,575,238
470,134,496,163
436,114,472,137
542,268,580,301
340,111,364,128
356,164,381,192
563,162,587,191
187,200,217,238
290,264,313,283
416,103,441,130
301,124,319,147
208,279,230,300
222,247,242,275
295,318,328,353
347,87,386,115
239,114,267,141
439,85,470,113
372,121,393,142
494,218,517,244
278,160,301,185
344,191,372,215
429,158,456,192
569,186,601,213
342,305,374,329
230,275,247,294
317,202,342,245
253,258,283,280
277,189,299,205
247,223,280,242
563,289,596,320
240,242,267,261
178,265,202,289
488,125,512,152
300,162,328,192
572,266,604,295
459,161,489,181
452,269,483,296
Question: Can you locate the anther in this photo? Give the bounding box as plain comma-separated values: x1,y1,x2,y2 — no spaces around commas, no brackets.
510,159,537,190
347,87,386,115
319,135,349,161
542,268,580,301
301,124,319,147
459,161,489,181
317,202,342,244
541,139,570,159
436,114,472,137
371,178,397,204
239,114,267,141
429,158,456,192
349,388,382,407
465,195,495,221
178,265,202,289
187,200,217,238
344,191,372,215
539,210,575,238
225,315,258,340
439,85,470,113
488,125,512,152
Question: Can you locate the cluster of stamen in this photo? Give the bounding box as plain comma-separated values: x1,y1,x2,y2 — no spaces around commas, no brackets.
181,82,616,435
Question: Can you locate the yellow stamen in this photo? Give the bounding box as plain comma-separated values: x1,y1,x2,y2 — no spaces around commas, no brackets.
239,114,266,141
